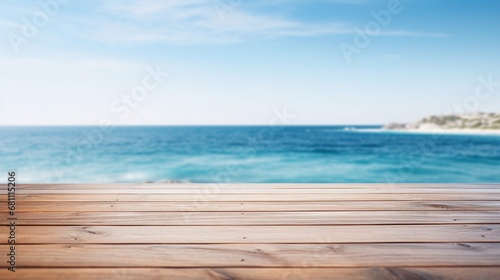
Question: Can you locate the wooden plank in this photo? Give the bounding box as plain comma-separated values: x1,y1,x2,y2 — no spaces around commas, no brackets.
2,184,499,279
2,211,500,225
2,243,500,267
2,225,498,244
13,188,500,194
1,267,500,280
9,183,500,190
5,200,500,212
3,193,500,202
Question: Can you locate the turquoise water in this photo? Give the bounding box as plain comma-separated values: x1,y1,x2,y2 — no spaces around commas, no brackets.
0,126,499,183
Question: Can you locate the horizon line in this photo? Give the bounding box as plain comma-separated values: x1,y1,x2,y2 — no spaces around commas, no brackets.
0,124,384,127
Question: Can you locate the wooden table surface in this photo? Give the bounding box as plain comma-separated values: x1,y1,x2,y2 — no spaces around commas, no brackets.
1,183,500,279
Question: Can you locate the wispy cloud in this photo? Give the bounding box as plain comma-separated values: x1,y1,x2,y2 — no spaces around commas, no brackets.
0,0,447,49
269,0,370,4
54,0,444,45
0,19,21,30
379,30,449,37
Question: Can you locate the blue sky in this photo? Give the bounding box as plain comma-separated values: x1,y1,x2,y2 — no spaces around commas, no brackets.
0,0,499,125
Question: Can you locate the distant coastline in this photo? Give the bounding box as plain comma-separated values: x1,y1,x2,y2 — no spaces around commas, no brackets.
382,128,500,136
383,112,500,135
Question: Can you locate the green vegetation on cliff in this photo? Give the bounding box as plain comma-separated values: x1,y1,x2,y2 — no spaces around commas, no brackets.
385,112,500,130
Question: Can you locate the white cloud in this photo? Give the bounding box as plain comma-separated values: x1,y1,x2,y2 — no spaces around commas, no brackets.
51,0,444,45
0,19,21,29
379,30,448,37
103,0,208,18
89,0,337,44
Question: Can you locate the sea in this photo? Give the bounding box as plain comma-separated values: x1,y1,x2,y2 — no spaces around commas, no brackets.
0,126,499,183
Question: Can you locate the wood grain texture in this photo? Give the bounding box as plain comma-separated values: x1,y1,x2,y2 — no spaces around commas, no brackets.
13,188,500,194
1,225,498,244
8,183,500,189
2,211,500,225
1,268,500,280
3,193,499,201
4,200,499,212
2,243,500,268
1,183,499,279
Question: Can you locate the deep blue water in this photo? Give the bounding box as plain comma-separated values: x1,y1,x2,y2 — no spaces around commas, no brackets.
0,126,499,183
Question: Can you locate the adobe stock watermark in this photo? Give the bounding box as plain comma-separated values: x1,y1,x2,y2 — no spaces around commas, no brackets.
384,74,499,186
213,0,242,20
282,237,339,280
444,75,500,115
193,106,296,205
181,106,296,222
111,66,169,119
52,66,169,179
8,0,70,53
340,0,411,63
